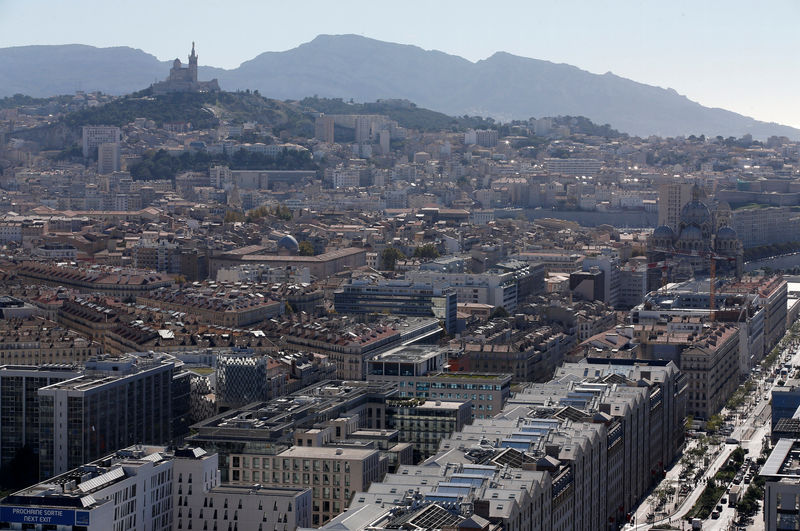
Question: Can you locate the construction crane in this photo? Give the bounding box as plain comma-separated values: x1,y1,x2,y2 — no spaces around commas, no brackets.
649,247,737,320
645,258,675,289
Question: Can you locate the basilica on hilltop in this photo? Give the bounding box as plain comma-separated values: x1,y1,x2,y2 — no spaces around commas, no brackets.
151,42,220,95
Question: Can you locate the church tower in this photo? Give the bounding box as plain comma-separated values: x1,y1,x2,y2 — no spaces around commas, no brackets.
188,42,198,83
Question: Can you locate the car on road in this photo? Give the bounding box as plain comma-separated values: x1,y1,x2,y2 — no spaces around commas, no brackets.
711,510,720,519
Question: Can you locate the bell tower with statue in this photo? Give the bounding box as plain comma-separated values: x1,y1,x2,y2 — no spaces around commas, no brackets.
151,42,219,95
188,42,198,83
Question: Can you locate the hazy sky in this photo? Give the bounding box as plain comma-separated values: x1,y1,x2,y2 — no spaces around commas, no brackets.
1,0,798,127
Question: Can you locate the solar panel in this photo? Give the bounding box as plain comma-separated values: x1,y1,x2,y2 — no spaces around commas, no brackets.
408,504,463,530
491,447,533,469
78,467,124,493
80,495,97,508
386,503,462,530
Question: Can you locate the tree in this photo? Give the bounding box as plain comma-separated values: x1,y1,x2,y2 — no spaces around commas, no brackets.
381,247,405,271
245,205,270,223
706,414,723,433
298,241,315,256
224,210,245,223
272,205,293,221
490,306,510,319
413,243,440,260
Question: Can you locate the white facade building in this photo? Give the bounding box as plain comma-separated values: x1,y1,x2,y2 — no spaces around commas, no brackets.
81,126,121,158
0,445,311,531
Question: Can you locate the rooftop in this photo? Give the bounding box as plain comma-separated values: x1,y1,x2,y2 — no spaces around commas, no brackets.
763,438,800,477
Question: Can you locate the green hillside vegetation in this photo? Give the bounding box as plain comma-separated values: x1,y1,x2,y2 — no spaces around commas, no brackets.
553,115,627,139
63,91,220,129
298,96,495,132
0,93,76,110
60,90,310,133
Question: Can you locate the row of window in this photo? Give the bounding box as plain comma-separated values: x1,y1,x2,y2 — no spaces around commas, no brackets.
231,456,351,473
398,381,503,391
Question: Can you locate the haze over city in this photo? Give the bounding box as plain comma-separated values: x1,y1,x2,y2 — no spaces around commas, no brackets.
1,2,800,530
1,0,799,127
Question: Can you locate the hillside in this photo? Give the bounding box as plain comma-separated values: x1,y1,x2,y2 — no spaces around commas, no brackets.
12,91,311,150
224,35,800,139
296,97,494,132
1,36,799,139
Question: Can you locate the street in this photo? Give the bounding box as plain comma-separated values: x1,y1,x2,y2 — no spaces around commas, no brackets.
624,341,799,531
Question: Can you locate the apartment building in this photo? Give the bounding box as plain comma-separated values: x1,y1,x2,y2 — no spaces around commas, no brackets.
136,284,284,327
724,275,787,357
81,125,120,158
250,445,383,527
731,205,800,248
314,115,335,143
0,317,100,365
657,181,694,230
386,398,471,462
15,262,172,299
680,324,740,420
544,157,602,176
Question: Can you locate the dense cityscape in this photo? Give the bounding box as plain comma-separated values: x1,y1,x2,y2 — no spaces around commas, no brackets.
1,36,800,531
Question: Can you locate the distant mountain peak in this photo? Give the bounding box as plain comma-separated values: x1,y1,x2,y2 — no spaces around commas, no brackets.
1,36,798,139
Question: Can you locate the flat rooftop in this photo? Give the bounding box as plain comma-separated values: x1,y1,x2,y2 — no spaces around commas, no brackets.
278,446,378,459
205,484,308,497
428,372,512,381
763,438,800,477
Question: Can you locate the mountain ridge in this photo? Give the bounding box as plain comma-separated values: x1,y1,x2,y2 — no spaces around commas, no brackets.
1,35,797,139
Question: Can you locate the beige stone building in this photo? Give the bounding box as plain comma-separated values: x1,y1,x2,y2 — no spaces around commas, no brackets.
0,317,100,365
229,445,384,527
681,324,740,420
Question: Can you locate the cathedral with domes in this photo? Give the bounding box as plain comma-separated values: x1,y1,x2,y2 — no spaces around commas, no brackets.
647,185,743,289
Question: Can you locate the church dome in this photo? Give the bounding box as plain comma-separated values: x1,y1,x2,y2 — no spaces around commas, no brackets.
680,200,711,227
680,225,703,240
716,226,738,240
653,225,675,239
277,234,299,253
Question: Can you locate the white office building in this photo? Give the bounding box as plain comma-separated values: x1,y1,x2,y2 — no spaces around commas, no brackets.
0,445,311,531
